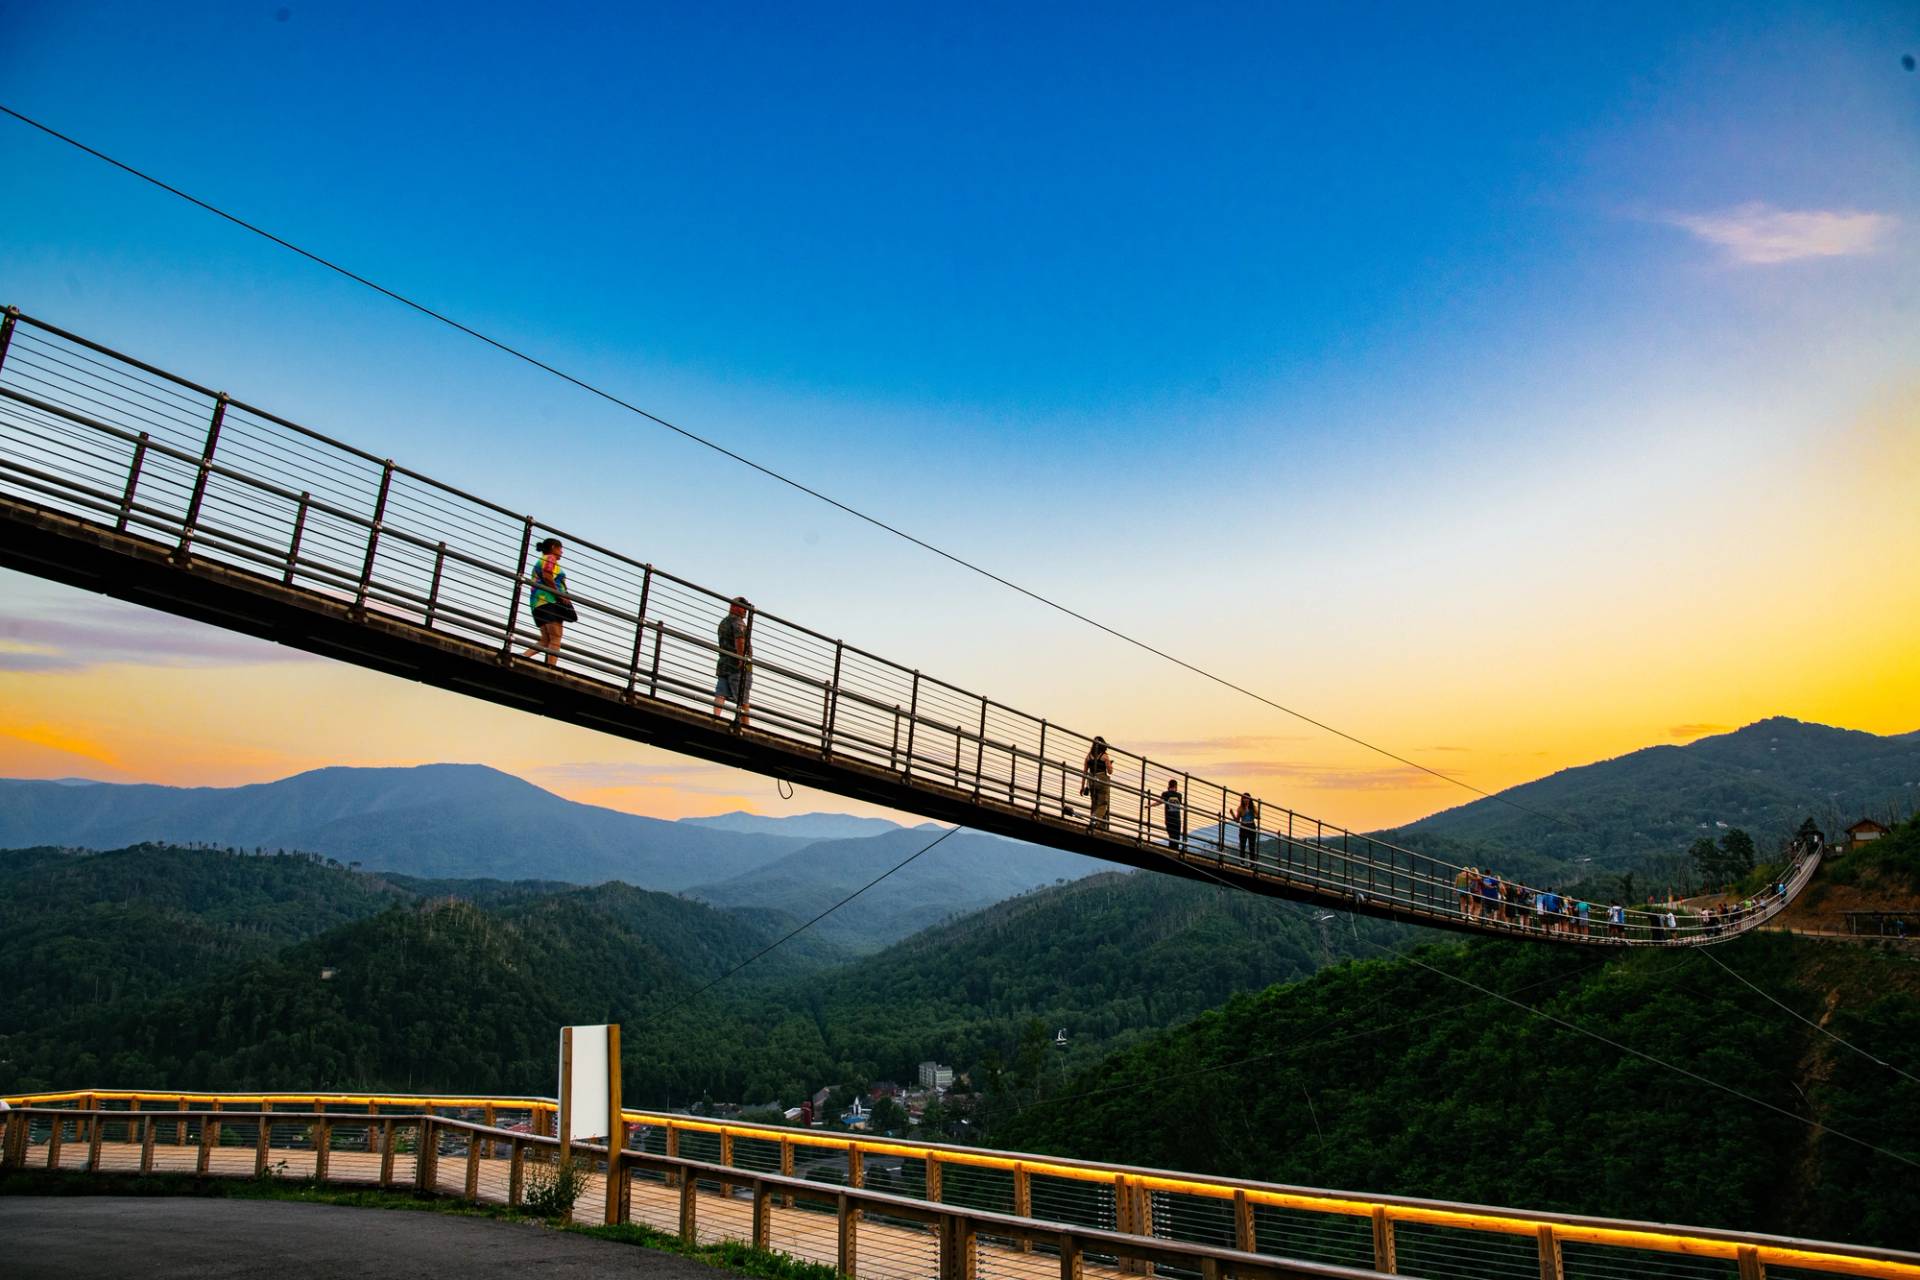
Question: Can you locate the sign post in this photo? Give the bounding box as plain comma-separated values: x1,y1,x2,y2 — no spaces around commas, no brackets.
557,1024,623,1223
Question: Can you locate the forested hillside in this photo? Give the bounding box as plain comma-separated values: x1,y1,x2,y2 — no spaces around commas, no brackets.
0,844,1397,1108
0,845,832,1093
1398,718,1919,869
999,929,1920,1249
685,828,1101,951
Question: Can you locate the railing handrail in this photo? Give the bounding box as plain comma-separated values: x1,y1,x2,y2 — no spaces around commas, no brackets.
2,1103,1402,1280
8,1091,1917,1276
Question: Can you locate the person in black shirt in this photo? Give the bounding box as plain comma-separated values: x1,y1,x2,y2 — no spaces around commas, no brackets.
712,596,753,727
1150,778,1186,848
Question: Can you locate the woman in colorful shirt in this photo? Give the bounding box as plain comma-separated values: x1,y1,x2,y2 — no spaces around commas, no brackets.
521,537,573,667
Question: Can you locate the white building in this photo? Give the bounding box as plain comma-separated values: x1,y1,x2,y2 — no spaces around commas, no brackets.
918,1061,954,1091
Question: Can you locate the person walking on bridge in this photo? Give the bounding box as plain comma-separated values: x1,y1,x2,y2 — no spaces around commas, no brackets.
1233,793,1258,863
1150,777,1186,848
1081,737,1113,831
713,596,754,727
521,537,575,667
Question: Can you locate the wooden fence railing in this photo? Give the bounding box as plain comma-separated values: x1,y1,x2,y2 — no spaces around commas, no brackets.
6,1092,1919,1279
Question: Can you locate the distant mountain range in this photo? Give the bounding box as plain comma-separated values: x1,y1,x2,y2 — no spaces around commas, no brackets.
4,718,1912,938
682,811,909,840
685,828,1103,951
0,765,811,891
0,764,1102,947
1397,718,1920,869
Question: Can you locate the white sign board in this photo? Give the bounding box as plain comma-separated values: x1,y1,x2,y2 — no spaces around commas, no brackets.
560,1024,611,1141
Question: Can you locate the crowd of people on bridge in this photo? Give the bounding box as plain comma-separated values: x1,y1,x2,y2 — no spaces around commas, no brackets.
1448,863,1795,944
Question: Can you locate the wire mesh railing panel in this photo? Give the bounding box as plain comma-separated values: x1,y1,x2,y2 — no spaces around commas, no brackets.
676,1130,725,1192
976,1239,1080,1280
942,1161,1015,1215
1028,1172,1118,1232
855,1214,942,1280
1393,1221,1540,1280
691,1184,754,1247
764,1195,840,1269
474,1146,512,1207
1560,1239,1741,1280
432,1126,465,1196
326,1121,383,1184
625,1167,680,1234
1151,1189,1238,1250
570,1153,612,1225
1252,1203,1375,1271
730,1135,783,1176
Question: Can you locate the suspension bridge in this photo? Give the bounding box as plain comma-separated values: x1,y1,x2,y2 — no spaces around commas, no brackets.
0,306,1819,944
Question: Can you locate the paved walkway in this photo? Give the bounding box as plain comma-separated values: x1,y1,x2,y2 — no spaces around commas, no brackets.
0,1197,728,1279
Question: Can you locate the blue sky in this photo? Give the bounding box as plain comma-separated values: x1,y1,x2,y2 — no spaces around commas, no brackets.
2,2,1916,825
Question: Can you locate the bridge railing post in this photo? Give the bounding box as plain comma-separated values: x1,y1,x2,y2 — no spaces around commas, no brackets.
501,517,534,658
284,492,310,584
904,671,921,776
175,391,229,562
424,542,447,627
116,431,149,532
1034,721,1048,812
624,565,654,697
0,306,19,378
353,461,395,614
973,697,988,796
1371,1206,1397,1273
822,641,844,755
1536,1224,1562,1280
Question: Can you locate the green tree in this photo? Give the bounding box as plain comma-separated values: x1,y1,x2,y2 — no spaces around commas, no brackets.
1688,837,1722,885
1719,829,1756,879
869,1096,908,1135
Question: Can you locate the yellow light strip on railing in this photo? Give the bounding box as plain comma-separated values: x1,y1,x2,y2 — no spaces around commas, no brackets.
11,1090,1917,1278
3,1089,549,1111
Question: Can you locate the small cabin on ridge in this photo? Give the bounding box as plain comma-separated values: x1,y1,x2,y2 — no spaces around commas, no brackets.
1845,818,1891,852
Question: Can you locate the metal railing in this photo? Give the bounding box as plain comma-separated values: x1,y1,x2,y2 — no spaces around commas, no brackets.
6,1091,1917,1279
0,305,1817,944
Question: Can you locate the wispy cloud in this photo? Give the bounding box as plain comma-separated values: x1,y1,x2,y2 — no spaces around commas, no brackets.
1668,723,1733,740
1129,733,1312,756
527,759,756,799
0,607,308,672
1206,759,1457,791
0,721,123,768
528,760,728,789
1666,202,1892,265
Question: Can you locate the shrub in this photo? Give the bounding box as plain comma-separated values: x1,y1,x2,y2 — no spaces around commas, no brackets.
522,1156,589,1219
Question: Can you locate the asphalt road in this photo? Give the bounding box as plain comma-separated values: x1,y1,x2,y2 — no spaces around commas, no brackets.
0,1197,729,1278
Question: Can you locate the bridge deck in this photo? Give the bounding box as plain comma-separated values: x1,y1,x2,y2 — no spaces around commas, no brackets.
0,307,1817,944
